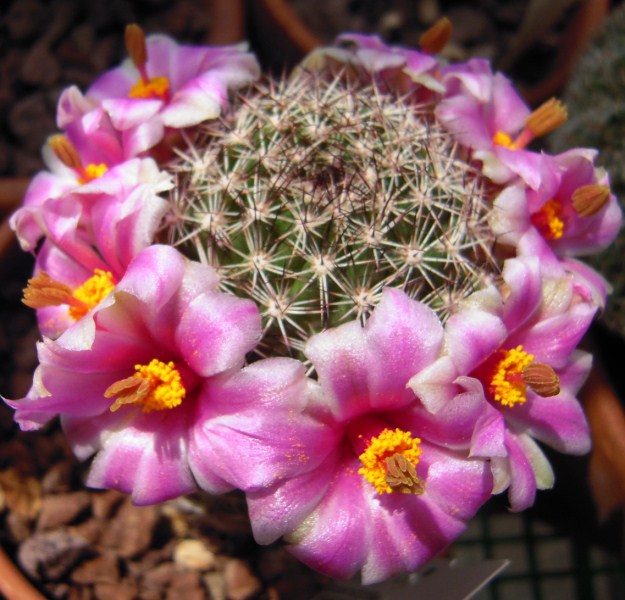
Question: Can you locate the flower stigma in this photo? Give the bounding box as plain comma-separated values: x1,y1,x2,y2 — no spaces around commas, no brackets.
358,428,424,495
105,359,186,413
531,199,564,240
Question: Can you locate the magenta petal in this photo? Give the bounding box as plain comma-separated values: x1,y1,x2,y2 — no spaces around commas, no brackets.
189,359,338,491
500,256,543,332
513,390,590,455
503,431,537,512
408,355,460,413
176,291,261,377
286,451,370,580
68,407,197,505
115,245,186,313
365,288,444,410
444,309,507,374
305,320,370,422
247,449,340,545
288,444,491,584
508,352,591,454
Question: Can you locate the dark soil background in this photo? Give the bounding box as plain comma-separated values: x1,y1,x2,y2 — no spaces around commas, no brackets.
1,1,624,599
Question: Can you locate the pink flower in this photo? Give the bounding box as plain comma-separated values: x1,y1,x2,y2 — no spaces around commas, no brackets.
436,59,563,189
86,27,260,155
6,245,262,505
410,256,595,510
14,158,173,338
491,148,622,256
242,289,493,583
301,33,445,98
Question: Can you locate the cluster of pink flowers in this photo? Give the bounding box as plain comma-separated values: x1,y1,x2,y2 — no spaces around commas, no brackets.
5,23,622,584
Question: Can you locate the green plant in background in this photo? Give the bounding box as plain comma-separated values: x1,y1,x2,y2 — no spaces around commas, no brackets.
170,71,496,358
551,4,625,336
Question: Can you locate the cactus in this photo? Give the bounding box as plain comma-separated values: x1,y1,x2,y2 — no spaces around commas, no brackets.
550,5,625,336
168,70,497,358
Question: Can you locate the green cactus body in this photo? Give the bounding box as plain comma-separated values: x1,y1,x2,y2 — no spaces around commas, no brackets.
169,71,497,358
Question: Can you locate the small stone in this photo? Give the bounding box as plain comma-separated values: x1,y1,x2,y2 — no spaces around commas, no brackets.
71,551,119,585
93,579,140,600
18,530,91,581
415,0,441,25
256,546,299,581
69,518,106,545
91,489,125,519
142,561,176,591
40,461,74,494
8,93,56,153
167,570,205,600
173,539,216,571
100,497,159,559
4,0,47,42
203,571,226,600
37,491,91,530
6,510,33,544
19,43,61,87
447,7,492,45
223,558,262,600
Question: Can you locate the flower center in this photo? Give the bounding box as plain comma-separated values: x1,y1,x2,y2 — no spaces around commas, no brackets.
531,199,564,240
129,76,170,100
78,163,108,184
105,359,186,413
492,131,517,150
489,345,534,407
68,269,116,320
125,23,170,101
358,428,424,495
48,134,108,184
22,269,116,319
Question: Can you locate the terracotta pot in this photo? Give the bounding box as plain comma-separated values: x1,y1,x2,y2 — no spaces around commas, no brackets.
0,547,46,600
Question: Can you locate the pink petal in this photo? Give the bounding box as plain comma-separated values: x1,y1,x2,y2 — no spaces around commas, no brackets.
189,359,338,491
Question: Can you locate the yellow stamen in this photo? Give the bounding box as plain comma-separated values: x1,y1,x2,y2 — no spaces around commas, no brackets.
531,199,564,240
68,269,116,320
129,76,170,100
492,131,517,149
78,163,108,184
419,17,453,54
105,359,186,413
489,345,534,407
358,428,424,495
572,184,611,218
